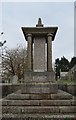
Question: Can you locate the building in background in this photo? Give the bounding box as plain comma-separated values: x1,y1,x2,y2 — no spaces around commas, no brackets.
67,64,76,81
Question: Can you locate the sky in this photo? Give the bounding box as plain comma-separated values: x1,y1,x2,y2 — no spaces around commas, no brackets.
74,1,76,57
0,1,75,62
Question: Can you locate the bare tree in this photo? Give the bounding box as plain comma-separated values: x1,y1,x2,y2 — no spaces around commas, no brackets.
2,46,27,83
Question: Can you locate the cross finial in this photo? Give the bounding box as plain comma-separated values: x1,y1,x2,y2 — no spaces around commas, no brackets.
36,18,43,27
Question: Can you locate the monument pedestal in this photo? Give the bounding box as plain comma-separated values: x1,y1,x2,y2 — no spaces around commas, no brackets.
21,83,58,94
21,71,58,94
24,71,55,83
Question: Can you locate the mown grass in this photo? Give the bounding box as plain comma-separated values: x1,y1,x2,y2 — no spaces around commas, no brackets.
57,79,76,85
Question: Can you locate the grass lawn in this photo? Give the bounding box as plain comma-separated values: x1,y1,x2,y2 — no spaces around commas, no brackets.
57,79,76,85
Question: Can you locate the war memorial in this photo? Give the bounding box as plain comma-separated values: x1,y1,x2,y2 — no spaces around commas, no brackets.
1,18,76,120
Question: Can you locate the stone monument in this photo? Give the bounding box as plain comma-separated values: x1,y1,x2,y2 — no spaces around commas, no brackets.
21,18,58,94
2,18,76,120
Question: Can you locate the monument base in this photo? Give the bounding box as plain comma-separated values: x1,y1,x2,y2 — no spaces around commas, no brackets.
24,71,56,83
21,71,58,94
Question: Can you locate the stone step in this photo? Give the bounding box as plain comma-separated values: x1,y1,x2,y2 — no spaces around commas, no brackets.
2,106,76,114
2,113,76,120
21,83,58,94
21,82,57,85
5,90,73,100
2,99,75,106
24,78,55,83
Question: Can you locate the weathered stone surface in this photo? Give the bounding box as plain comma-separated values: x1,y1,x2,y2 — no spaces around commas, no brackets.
2,106,76,114
51,90,73,100
27,34,33,71
2,114,76,120
22,18,58,74
24,71,55,83
59,106,76,113
2,99,75,106
2,89,75,119
5,90,73,100
33,37,46,72
5,93,30,100
47,34,52,71
39,100,73,106
2,106,59,114
21,83,58,94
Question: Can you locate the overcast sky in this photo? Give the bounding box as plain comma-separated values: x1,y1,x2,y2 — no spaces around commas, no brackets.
74,1,76,57
0,2,74,62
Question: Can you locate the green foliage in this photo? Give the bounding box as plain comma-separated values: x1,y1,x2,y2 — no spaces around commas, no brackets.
57,79,75,85
55,56,69,72
60,56,70,72
69,57,76,69
55,56,76,79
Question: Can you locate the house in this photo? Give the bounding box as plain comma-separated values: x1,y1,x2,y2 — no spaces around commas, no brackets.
67,64,76,81
60,72,68,80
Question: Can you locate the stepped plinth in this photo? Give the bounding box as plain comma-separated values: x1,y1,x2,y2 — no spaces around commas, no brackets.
1,89,76,120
